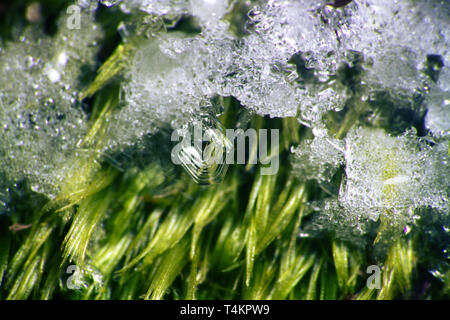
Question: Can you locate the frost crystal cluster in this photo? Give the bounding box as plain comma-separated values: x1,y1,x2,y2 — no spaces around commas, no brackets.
341,128,447,217
0,11,101,210
296,126,448,241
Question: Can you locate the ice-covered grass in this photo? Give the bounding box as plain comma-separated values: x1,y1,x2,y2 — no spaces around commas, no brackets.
0,0,448,300
0,9,101,209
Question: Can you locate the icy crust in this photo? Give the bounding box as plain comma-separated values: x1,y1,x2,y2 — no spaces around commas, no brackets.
0,12,101,208
238,0,449,121
342,128,447,215
112,0,448,132
112,1,345,145
301,127,449,241
101,0,192,16
106,33,232,150
338,0,449,92
0,0,448,239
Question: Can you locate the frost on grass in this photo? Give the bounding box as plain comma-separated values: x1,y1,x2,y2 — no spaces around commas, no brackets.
0,0,448,241
105,34,220,150
301,127,449,242
343,128,447,214
0,12,102,211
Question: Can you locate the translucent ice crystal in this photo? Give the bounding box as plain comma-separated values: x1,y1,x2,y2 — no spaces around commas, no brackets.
337,0,449,93
303,199,375,244
290,133,344,183
297,126,448,242
172,113,232,185
424,59,450,137
341,128,414,223
425,86,450,137
0,11,102,209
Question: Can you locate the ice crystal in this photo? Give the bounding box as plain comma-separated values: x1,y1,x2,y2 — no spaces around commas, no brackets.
290,133,344,183
110,0,448,130
100,0,230,28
